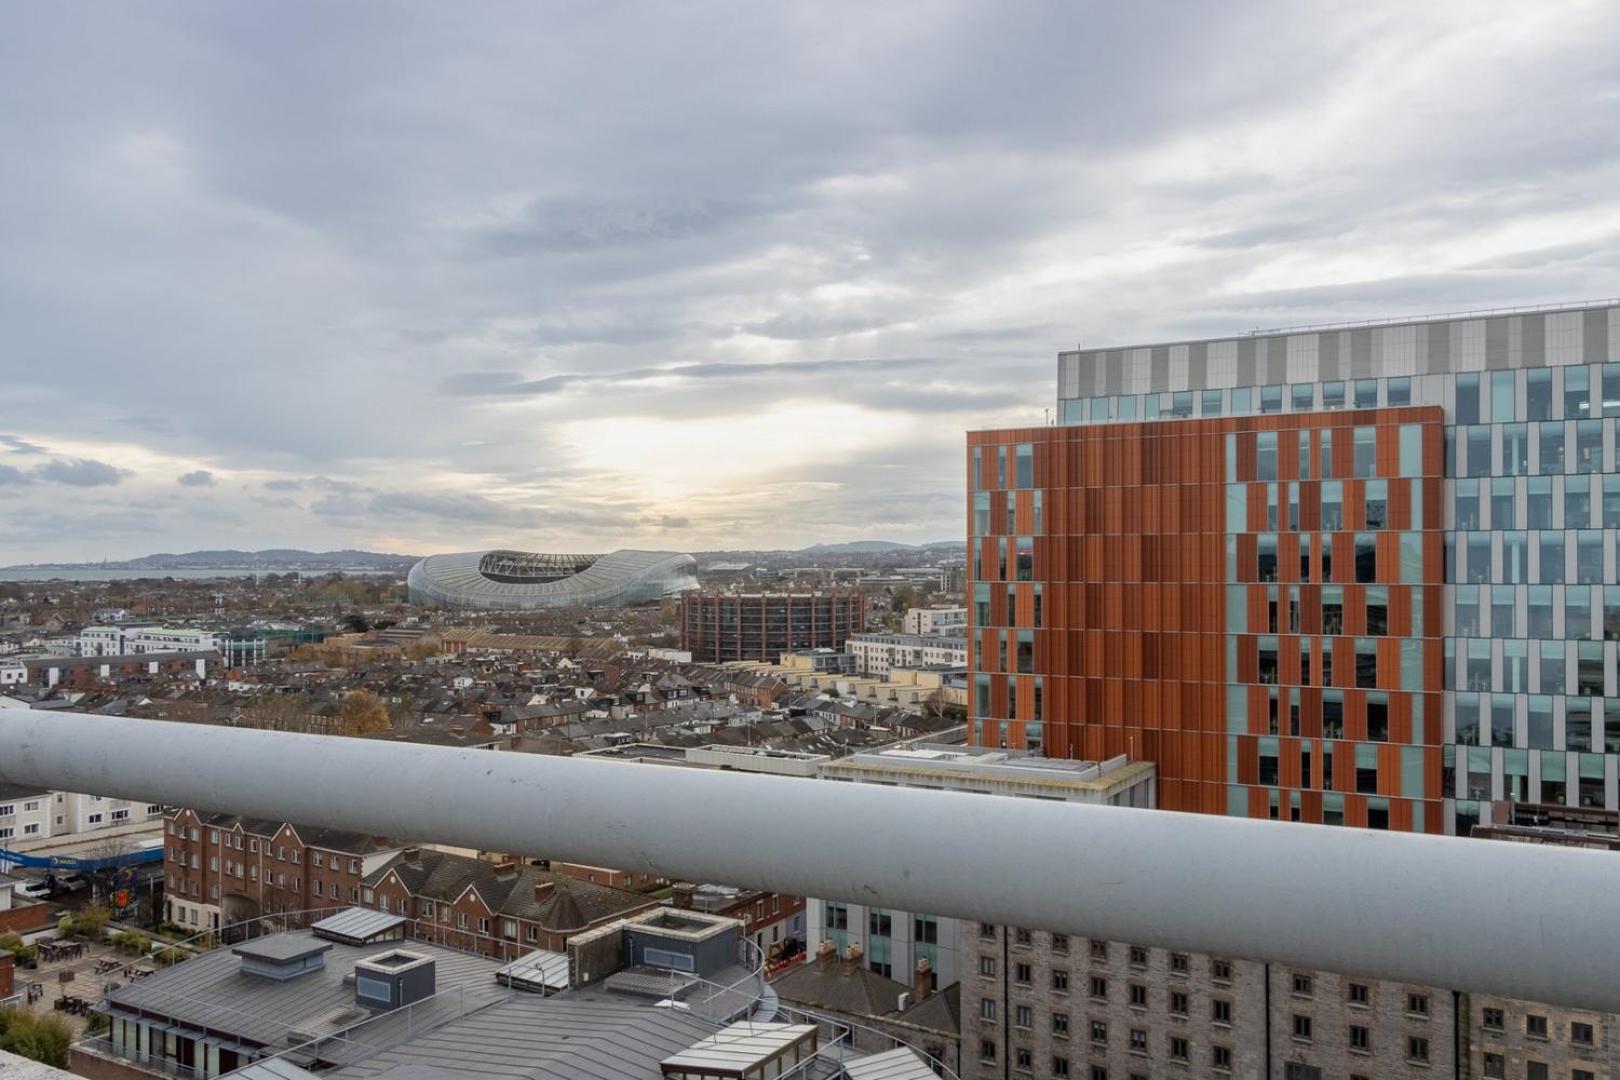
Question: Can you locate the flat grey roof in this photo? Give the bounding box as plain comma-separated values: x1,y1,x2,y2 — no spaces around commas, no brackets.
232,938,333,964
106,931,504,1055
329,985,720,1079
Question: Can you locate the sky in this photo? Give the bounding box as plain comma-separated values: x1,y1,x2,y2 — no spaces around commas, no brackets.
2,2,1619,563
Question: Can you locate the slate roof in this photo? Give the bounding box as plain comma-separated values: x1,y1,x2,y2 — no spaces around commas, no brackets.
364,849,655,932
771,960,911,1018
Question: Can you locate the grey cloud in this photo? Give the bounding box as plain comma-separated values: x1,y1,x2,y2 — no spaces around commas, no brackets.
2,2,1619,560
177,469,216,487
442,357,937,399
0,435,46,455
32,458,128,487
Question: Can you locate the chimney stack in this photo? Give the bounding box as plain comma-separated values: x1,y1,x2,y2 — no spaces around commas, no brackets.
814,939,837,971
492,859,517,875
534,882,554,904
841,943,863,975
672,883,695,910
913,956,933,1002
401,847,421,862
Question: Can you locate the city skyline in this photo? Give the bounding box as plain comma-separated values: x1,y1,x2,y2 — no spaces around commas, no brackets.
4,2,1619,564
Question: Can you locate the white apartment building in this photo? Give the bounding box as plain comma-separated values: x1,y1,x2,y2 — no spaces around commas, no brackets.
0,783,51,849
79,626,224,657
807,746,1156,990
902,606,968,636
846,633,967,677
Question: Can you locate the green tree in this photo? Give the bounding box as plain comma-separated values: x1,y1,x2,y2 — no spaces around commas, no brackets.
0,1008,73,1067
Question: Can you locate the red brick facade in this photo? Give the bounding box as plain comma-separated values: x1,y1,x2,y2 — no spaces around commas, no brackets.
163,809,390,930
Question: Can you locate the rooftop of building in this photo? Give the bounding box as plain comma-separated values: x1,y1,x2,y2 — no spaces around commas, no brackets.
823,744,1156,793
323,984,724,1079
101,929,507,1058
1065,297,1620,355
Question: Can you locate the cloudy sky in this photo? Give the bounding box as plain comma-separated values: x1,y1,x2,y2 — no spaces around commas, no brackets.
3,2,1618,562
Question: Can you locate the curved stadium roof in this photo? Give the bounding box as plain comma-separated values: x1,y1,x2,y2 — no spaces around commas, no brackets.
407,548,698,611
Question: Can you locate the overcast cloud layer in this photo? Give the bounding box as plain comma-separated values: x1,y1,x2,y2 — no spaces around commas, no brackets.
3,1,1619,562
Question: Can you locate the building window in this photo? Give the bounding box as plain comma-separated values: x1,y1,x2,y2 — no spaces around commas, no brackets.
1129,983,1147,1007
1013,926,1032,946
1211,958,1232,982
1128,945,1148,967
1090,940,1108,961
1480,1006,1503,1030
1016,1048,1032,1070
1213,998,1232,1025
1349,1024,1370,1051
1169,1036,1189,1062
1348,982,1369,1007
1170,991,1188,1016
1169,952,1188,974
1527,1014,1548,1039
1406,992,1429,1017
1571,1021,1595,1046
980,999,997,1021
1293,1014,1312,1041
979,1040,996,1062
1482,1053,1505,1078
1292,972,1313,996
1052,969,1070,993
1015,962,1032,985
979,921,996,939
1128,1029,1147,1053
1212,1046,1232,1072
979,956,996,978
1089,976,1106,999
1089,1020,1107,1044
1407,1035,1429,1063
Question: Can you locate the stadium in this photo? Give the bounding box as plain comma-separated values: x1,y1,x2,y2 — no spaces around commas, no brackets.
407,548,698,610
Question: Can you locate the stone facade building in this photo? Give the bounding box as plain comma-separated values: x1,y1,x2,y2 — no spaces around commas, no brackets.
962,926,1456,1080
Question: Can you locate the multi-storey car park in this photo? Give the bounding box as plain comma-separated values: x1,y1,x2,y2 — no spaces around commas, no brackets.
967,299,1620,837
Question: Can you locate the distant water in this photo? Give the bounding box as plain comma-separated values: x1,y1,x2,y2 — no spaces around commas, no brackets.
0,568,399,582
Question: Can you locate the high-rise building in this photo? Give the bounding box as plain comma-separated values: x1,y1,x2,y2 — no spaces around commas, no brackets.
969,301,1620,837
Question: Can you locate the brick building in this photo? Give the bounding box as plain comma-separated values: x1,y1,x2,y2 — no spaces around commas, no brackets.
681,591,866,664
360,847,659,958
163,809,401,932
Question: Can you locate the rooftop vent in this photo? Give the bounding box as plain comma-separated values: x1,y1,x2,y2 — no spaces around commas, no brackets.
233,936,333,982
353,949,436,1010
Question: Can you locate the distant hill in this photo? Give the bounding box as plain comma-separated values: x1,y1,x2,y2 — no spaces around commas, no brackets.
795,540,967,555
3,549,416,572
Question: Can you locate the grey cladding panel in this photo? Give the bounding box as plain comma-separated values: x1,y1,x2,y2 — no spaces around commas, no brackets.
1350,329,1373,378
1585,309,1610,363
1522,315,1545,366
1188,342,1208,389
1487,318,1510,369
1265,337,1287,384
1150,346,1170,392
1318,333,1340,381
1104,351,1124,395
1426,323,1450,374
1236,338,1256,385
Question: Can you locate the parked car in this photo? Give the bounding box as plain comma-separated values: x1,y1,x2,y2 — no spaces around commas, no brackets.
17,877,54,901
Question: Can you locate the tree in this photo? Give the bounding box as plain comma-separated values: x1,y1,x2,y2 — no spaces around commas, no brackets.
242,692,312,733
0,1009,73,1067
337,689,390,736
